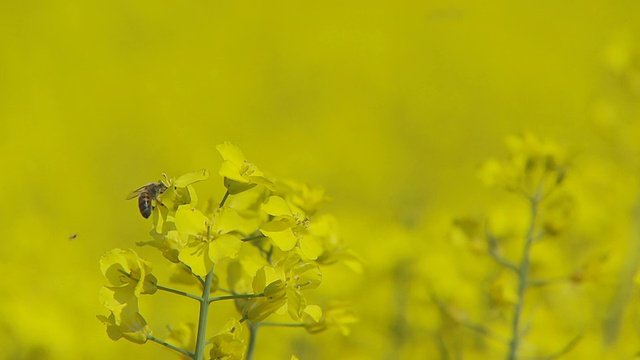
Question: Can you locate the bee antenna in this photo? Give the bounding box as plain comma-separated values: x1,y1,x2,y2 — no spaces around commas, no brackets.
161,173,171,185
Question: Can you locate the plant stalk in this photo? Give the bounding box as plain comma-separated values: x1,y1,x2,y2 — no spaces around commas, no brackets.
194,266,215,360
245,323,259,360
507,193,540,360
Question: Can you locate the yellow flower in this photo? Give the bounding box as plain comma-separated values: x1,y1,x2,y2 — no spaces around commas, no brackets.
478,133,567,198
98,248,156,344
216,142,274,194
311,214,362,272
137,170,210,262
209,319,246,360
97,308,151,344
165,322,196,356
274,179,329,216
304,302,358,336
243,253,322,322
260,196,323,259
99,248,157,299
177,206,244,277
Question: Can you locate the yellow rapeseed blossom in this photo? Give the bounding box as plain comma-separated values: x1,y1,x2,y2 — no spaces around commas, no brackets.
98,144,357,359
97,311,151,344
478,133,567,198
209,319,246,360
260,196,323,259
217,142,274,194
304,302,358,336
177,206,244,277
99,248,158,298
243,253,322,322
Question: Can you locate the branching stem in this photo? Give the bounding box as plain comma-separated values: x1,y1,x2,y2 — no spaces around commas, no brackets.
242,234,267,242
148,335,194,358
507,191,541,360
193,190,230,360
156,284,202,302
193,267,215,360
209,293,264,304
246,323,259,360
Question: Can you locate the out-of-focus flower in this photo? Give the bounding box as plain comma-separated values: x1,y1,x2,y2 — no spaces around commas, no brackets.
488,270,518,310
312,214,362,271
449,217,486,254
275,179,329,216
304,302,358,336
478,133,567,198
165,322,196,356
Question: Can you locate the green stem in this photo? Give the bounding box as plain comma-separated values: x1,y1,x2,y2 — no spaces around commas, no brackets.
219,190,230,208
194,267,215,360
194,274,205,286
242,234,266,242
148,335,194,358
245,323,259,360
192,190,231,359
209,293,264,304
156,284,202,302
507,193,540,360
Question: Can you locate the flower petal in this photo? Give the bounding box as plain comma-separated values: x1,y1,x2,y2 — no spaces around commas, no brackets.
209,234,243,264
179,241,214,277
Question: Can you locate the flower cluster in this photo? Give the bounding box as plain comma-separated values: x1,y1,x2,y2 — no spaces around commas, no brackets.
439,133,579,359
478,132,568,199
98,142,359,359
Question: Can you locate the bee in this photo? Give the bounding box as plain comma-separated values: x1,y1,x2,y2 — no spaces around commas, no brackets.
126,182,168,218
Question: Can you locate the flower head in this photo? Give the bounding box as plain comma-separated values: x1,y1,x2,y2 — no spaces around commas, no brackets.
209,319,246,360
243,253,322,322
99,249,156,343
260,196,323,259
177,206,244,277
478,133,567,198
304,302,358,336
97,307,151,344
217,142,274,194
100,248,157,298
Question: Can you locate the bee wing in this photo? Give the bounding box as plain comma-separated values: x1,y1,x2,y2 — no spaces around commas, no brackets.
125,186,146,200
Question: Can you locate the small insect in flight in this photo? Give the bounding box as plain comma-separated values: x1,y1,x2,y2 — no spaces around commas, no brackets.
126,182,168,218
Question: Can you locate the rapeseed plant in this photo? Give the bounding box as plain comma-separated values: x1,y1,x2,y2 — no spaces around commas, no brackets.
98,143,358,359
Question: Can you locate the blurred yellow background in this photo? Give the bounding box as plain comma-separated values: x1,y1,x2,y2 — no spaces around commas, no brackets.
2,1,640,359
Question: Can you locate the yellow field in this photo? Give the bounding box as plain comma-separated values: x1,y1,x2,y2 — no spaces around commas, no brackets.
1,1,640,359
